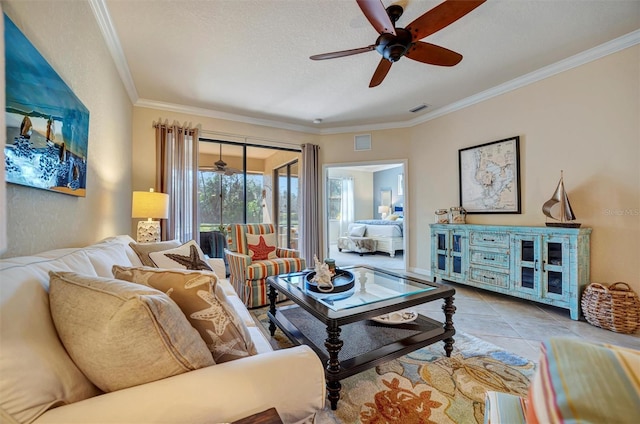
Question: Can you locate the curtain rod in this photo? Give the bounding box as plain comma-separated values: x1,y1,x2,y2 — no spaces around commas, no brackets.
199,128,301,149
152,120,197,135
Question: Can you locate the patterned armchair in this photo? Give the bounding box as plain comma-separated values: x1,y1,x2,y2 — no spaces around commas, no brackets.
224,224,306,308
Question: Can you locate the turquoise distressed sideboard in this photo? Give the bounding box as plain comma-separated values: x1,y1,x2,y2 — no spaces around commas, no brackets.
430,224,592,320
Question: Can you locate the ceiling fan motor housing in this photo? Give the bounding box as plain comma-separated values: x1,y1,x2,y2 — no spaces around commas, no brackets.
376,28,412,62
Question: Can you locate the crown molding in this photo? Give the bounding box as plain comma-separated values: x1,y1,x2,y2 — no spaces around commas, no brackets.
135,99,321,135
89,0,138,103
308,30,640,135
406,29,640,127
91,0,638,136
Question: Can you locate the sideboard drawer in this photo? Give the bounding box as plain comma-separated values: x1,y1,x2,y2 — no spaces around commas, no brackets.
468,267,510,288
469,248,510,269
469,231,510,249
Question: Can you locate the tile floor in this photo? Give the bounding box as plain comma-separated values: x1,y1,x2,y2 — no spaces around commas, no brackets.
412,279,640,362
328,244,640,362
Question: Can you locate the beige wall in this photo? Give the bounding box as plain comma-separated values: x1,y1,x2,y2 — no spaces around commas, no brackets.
1,0,133,258
406,45,639,291
132,48,639,293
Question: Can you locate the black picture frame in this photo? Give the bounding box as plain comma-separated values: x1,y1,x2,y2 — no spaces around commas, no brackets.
458,136,521,214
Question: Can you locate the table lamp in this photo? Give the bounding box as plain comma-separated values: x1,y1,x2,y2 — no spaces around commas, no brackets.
378,205,389,219
132,189,169,243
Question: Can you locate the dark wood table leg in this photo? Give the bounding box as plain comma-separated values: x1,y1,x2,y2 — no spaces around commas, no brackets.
442,295,456,357
325,322,343,410
268,283,278,336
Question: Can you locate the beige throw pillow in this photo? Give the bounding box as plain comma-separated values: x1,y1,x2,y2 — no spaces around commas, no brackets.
129,239,182,267
245,233,278,260
48,271,214,392
149,240,213,271
112,266,258,363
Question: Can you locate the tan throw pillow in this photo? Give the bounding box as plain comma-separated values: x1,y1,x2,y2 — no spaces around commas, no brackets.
48,271,214,392
149,240,213,271
112,265,258,363
245,233,278,260
129,239,182,267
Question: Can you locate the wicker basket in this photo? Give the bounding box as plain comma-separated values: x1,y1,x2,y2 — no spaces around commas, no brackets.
581,282,640,334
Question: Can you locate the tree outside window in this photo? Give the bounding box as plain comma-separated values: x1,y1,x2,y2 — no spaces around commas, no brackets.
198,171,264,231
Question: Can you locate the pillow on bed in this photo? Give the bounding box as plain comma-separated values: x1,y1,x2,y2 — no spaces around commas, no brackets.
349,225,366,237
385,214,399,221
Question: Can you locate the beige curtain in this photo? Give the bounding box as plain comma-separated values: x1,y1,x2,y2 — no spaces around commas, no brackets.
154,120,199,243
300,143,321,263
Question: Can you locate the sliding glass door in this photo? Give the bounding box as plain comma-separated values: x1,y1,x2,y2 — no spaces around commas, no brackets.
274,160,299,249
198,140,301,239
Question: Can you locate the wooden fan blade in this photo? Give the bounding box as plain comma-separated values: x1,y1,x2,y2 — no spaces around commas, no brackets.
356,0,396,35
369,58,392,87
406,42,463,66
406,0,485,41
310,45,375,60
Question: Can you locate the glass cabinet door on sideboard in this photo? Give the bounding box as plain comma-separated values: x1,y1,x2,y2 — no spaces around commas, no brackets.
432,228,467,280
512,234,571,303
512,235,540,296
542,236,572,302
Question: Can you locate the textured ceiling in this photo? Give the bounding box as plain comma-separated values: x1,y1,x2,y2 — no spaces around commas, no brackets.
100,0,640,133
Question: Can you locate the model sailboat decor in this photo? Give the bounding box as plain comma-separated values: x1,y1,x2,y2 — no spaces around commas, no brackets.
542,171,581,228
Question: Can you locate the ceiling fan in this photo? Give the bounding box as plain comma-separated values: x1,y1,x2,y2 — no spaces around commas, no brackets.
208,145,241,176
310,0,486,87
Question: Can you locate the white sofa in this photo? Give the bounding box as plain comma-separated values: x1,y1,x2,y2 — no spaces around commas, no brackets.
0,235,325,424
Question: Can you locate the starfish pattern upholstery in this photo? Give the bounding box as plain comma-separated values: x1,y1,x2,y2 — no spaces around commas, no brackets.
163,244,212,271
246,235,276,260
112,266,257,363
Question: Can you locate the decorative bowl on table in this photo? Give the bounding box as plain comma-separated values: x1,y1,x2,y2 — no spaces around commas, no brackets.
305,269,355,293
371,311,418,325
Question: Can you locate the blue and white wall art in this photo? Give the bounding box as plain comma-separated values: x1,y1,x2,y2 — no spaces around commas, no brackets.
4,13,90,197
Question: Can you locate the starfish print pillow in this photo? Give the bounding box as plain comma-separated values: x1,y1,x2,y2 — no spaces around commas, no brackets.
112,266,257,363
245,233,277,260
149,240,213,271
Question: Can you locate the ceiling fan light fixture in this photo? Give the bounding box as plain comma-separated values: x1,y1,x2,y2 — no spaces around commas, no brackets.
310,0,486,87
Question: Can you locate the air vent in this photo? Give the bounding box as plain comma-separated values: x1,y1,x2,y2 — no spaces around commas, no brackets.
354,134,371,151
409,104,429,113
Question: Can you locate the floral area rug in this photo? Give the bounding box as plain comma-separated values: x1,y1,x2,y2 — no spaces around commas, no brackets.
251,305,536,424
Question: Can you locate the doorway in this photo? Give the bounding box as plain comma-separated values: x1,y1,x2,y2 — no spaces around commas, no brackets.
323,160,408,271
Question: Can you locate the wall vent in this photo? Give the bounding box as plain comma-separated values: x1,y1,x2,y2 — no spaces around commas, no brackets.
354,134,372,151
409,104,429,113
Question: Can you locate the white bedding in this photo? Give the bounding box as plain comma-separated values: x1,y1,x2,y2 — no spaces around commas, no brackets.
353,220,403,237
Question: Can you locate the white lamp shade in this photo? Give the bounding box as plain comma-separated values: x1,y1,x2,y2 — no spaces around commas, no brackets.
378,205,389,214
132,190,169,219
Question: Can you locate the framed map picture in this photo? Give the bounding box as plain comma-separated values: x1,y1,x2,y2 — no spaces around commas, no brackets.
458,136,521,214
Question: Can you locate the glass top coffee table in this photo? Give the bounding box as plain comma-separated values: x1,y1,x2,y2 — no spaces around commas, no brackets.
266,265,456,410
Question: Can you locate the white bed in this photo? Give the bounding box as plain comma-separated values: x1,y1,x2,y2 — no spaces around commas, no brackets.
342,219,404,257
